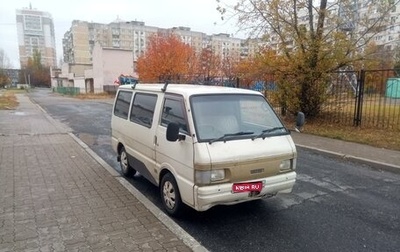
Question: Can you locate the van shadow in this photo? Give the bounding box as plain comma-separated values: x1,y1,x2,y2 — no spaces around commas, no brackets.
173,199,294,252
178,199,275,223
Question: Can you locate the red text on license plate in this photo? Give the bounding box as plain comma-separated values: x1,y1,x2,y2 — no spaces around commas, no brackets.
232,182,263,193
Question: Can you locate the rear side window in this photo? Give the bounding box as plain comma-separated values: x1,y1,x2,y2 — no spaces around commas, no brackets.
130,93,158,128
114,91,132,119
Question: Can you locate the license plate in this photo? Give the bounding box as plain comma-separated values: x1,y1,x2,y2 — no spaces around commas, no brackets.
232,182,263,193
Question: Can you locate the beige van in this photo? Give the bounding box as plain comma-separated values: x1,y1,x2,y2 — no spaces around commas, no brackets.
111,83,304,216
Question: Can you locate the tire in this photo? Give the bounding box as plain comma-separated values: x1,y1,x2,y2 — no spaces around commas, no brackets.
160,173,183,216
119,146,136,177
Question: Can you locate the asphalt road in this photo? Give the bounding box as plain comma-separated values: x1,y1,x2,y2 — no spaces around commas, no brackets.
29,89,400,252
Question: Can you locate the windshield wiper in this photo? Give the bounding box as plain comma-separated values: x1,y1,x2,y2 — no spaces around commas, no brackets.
251,127,287,140
209,131,254,144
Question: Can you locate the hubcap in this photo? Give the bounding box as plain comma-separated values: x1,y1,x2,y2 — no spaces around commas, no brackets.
121,151,128,173
163,181,176,209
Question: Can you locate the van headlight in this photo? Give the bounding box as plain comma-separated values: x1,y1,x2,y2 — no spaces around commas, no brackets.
279,159,292,171
195,170,225,185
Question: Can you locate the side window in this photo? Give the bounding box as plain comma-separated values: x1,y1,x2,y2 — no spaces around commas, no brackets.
114,91,132,119
161,97,189,134
130,93,157,128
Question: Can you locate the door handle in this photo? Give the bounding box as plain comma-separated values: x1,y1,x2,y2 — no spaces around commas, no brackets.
154,135,159,146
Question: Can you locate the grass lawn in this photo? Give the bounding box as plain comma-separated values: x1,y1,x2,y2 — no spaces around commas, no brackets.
304,96,400,151
303,121,400,151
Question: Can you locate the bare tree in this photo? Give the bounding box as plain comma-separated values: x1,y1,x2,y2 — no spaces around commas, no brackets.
0,48,13,87
0,48,12,69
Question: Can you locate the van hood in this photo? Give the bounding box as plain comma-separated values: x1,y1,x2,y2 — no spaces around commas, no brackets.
202,135,296,182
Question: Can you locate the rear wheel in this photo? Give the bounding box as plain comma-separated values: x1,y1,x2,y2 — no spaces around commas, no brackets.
160,173,183,216
119,147,136,177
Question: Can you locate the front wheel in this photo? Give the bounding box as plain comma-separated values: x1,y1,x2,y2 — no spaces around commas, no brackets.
160,173,183,216
119,146,136,177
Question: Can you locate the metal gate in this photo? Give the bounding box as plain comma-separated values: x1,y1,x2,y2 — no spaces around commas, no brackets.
327,69,400,130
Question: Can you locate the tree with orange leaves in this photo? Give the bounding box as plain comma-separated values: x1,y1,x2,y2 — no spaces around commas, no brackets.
235,47,277,88
196,47,222,84
137,34,196,83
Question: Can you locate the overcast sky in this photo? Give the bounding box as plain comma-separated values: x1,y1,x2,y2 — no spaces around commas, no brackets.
0,0,242,68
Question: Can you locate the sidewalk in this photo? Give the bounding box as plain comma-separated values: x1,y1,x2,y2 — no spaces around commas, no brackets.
291,132,400,173
0,94,205,252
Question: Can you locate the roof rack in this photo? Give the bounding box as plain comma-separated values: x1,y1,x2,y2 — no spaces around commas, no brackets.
161,81,169,92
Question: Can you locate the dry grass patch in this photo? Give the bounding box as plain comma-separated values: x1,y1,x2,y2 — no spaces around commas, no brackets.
0,90,20,110
303,121,400,151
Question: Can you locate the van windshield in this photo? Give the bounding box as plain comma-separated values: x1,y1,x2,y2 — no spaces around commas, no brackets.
190,94,288,143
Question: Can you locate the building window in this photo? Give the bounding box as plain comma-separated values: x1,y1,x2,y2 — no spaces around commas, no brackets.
30,37,39,46
112,40,120,47
112,29,120,35
24,15,42,31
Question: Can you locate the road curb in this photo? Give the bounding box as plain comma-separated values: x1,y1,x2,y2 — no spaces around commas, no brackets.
296,145,400,174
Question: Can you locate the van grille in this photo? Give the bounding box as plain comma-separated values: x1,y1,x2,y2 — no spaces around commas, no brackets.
250,168,264,174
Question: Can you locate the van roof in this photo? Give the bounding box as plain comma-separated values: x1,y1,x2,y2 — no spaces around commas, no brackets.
117,83,262,97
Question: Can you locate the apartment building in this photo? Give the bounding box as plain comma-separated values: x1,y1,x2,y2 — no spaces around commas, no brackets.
257,0,400,54
338,0,400,50
369,1,400,50
16,5,57,67
62,19,252,67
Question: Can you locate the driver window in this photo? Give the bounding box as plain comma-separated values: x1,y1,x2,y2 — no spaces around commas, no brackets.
161,97,189,135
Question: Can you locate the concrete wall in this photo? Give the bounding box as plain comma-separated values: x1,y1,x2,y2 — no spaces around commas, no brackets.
92,42,133,93
74,77,85,90
102,47,134,86
53,43,133,93
69,64,92,77
92,43,104,91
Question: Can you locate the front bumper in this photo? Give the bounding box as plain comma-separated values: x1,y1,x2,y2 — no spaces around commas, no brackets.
193,171,296,211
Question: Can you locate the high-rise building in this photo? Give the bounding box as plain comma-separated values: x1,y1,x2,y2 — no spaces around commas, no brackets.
16,5,57,68
339,0,400,50
62,20,159,65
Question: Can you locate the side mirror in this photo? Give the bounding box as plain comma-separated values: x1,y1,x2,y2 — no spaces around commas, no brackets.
166,122,186,141
295,112,305,132
166,122,179,141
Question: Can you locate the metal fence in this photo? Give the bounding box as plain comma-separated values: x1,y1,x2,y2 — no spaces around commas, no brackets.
54,87,80,96
257,69,400,130
103,85,118,94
